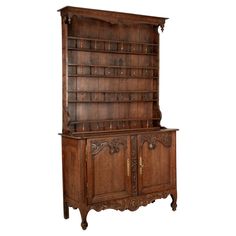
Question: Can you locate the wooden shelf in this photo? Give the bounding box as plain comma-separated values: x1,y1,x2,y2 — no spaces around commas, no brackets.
68,36,158,55
68,47,157,56
69,118,161,125
68,64,157,78
71,127,161,136
68,100,158,103
67,90,157,93
68,64,157,70
69,118,160,133
68,36,158,46
68,75,158,79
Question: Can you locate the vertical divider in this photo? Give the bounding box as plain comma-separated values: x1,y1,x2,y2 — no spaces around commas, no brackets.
153,25,160,127
62,15,71,134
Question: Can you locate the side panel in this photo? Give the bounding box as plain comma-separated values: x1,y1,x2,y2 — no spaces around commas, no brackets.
138,131,176,194
62,137,86,203
87,136,131,203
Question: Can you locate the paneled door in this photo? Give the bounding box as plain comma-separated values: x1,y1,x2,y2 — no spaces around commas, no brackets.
87,136,132,203
137,132,176,194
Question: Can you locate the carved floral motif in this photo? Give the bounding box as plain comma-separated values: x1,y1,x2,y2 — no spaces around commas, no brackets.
141,133,172,149
91,137,127,156
90,192,170,212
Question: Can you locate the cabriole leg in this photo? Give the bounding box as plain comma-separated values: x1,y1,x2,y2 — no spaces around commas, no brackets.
170,192,177,211
79,208,89,230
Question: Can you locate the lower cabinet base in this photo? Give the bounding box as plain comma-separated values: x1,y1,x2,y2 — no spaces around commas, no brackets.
63,189,177,230
62,130,177,230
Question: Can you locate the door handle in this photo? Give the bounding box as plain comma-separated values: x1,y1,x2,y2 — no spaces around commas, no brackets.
139,156,144,175
127,158,130,177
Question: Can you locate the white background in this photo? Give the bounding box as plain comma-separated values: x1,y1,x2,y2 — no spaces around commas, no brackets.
0,0,236,235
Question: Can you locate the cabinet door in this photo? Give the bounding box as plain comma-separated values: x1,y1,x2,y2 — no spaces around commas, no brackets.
138,132,176,194
87,136,131,204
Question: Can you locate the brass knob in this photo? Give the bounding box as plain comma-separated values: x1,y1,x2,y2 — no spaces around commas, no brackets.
148,143,156,149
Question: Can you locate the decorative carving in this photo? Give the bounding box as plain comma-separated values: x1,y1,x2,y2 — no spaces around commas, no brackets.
159,22,165,32
67,14,166,27
131,136,138,196
141,133,172,149
91,137,127,156
90,192,170,212
155,22,166,32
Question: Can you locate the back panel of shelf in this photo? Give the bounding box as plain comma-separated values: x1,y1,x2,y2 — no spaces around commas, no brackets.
66,15,160,134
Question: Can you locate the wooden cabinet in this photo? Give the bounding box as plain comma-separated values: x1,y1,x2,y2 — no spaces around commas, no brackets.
59,6,178,230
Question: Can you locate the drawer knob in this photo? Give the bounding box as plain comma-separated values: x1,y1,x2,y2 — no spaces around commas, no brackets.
148,143,155,149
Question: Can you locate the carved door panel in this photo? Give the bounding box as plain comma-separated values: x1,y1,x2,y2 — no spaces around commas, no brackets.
87,136,132,204
137,132,176,194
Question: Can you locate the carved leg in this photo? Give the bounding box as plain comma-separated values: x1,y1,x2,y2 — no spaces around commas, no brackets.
170,192,177,211
63,202,69,219
79,208,89,230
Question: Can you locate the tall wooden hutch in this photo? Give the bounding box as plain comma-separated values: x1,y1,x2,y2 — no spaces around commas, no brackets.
58,6,178,230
